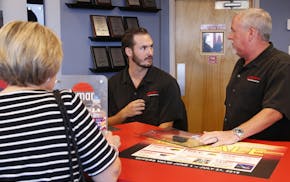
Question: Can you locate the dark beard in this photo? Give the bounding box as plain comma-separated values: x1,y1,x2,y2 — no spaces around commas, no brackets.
132,55,153,68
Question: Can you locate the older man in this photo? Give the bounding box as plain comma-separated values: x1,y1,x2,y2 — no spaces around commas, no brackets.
200,8,290,146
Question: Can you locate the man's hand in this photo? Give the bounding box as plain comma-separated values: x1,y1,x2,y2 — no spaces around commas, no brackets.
198,130,240,147
108,99,145,126
121,99,145,118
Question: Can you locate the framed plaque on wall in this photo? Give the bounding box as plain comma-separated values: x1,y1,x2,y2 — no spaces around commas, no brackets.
108,46,127,70
77,0,92,3
94,0,112,6
126,0,141,7
140,0,156,8
90,46,111,70
107,16,125,38
90,15,110,37
123,17,139,30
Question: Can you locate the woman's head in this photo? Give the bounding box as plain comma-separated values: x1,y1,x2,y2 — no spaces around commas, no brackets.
0,21,63,87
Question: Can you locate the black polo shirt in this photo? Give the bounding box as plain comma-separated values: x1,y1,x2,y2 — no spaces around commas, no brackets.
224,43,290,140
108,66,184,126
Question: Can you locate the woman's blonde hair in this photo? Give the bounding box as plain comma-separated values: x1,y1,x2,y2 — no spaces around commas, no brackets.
0,21,63,86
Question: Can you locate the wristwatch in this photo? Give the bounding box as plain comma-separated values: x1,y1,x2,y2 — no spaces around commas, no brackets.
233,127,244,140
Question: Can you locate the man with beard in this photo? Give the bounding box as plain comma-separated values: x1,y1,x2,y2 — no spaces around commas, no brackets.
108,27,187,130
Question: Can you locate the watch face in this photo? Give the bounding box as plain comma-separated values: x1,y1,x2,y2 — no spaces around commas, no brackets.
234,128,244,137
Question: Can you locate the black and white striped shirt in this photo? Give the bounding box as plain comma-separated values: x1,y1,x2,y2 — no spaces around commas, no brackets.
0,89,117,181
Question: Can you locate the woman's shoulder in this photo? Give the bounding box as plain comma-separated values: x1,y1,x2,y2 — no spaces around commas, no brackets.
55,89,78,102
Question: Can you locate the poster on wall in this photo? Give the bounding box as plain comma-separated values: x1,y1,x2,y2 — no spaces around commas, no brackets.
201,32,224,53
200,24,226,55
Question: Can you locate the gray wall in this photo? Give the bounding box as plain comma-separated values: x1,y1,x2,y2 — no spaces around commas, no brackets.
261,0,290,53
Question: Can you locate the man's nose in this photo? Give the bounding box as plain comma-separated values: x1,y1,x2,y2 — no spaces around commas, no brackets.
147,47,153,55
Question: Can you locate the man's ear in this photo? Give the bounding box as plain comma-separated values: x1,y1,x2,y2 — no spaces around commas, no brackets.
125,47,132,57
248,26,258,42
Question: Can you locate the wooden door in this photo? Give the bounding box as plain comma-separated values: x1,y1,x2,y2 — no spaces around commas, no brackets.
175,0,253,133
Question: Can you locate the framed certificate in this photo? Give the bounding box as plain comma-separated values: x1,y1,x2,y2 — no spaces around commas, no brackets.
126,0,141,7
123,17,139,30
108,47,127,70
140,0,156,8
107,16,125,38
94,0,112,5
90,15,110,37
90,46,111,69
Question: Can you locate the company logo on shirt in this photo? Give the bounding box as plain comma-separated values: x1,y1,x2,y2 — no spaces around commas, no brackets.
72,82,95,102
146,90,159,97
247,76,261,83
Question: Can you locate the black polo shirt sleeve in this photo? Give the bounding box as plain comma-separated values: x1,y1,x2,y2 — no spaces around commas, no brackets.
263,59,290,119
158,79,184,124
108,71,125,117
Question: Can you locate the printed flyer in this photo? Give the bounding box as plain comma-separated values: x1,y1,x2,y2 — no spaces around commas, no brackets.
120,129,287,178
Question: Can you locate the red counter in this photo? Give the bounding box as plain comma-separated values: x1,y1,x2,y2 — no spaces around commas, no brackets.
113,122,290,182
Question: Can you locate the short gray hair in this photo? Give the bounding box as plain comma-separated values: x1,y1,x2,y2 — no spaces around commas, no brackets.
238,8,272,41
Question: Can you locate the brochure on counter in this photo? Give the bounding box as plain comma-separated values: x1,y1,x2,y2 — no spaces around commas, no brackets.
120,128,287,179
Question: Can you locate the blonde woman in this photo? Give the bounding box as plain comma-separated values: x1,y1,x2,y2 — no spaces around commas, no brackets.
0,21,121,181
